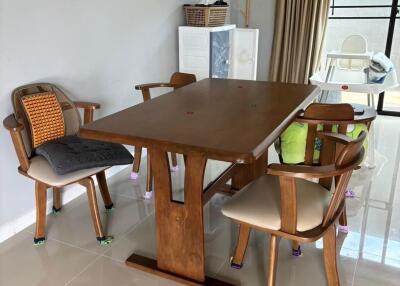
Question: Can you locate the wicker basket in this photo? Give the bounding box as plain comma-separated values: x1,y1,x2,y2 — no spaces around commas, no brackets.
184,5,228,27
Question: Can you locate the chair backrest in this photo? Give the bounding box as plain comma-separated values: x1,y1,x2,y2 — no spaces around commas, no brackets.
341,35,367,54
295,103,355,189
137,72,197,102
11,83,81,156
338,35,369,70
321,131,366,227
170,72,197,89
300,103,354,166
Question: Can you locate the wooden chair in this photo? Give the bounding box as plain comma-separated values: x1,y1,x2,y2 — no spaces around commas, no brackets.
222,130,366,286
275,103,375,248
3,83,115,246
130,72,196,199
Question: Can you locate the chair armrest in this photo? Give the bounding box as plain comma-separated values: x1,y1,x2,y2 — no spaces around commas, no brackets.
73,101,101,110
74,101,100,124
3,114,24,132
296,118,362,125
135,83,174,102
3,114,30,171
135,83,173,90
317,132,353,145
267,163,348,179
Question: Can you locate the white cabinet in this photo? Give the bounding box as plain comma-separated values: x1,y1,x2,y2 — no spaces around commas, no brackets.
179,25,259,81
231,28,259,81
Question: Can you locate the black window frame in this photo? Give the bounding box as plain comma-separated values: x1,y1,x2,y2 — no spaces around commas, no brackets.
328,0,400,116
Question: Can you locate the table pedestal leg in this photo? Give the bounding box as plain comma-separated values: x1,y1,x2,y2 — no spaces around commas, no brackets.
126,147,234,286
232,151,268,190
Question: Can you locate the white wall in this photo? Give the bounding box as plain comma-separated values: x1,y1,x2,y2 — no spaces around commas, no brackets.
0,0,196,239
230,0,276,80
0,0,276,242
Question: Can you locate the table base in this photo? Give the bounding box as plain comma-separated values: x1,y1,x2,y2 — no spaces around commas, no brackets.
126,253,235,286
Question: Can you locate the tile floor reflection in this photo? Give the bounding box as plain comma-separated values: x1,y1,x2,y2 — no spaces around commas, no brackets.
0,116,399,285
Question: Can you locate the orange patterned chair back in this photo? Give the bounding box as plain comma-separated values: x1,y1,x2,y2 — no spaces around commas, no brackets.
12,83,81,156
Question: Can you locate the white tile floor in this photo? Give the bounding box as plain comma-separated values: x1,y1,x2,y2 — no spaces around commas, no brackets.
1,115,400,286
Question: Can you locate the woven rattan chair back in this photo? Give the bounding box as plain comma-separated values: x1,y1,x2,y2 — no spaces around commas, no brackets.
12,83,81,156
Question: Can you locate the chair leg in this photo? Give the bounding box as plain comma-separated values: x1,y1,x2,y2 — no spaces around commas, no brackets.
144,154,153,200
34,181,48,246
291,240,302,257
323,224,340,286
170,152,179,172
130,147,142,180
345,188,355,198
80,178,113,245
230,224,251,269
96,171,114,211
338,205,349,233
267,235,280,286
52,187,62,213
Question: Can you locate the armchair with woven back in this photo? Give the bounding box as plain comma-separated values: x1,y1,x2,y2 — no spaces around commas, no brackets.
130,72,196,199
222,103,369,286
3,83,133,246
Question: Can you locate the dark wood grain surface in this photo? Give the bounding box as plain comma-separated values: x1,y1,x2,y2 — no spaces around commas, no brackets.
78,78,319,285
80,79,319,163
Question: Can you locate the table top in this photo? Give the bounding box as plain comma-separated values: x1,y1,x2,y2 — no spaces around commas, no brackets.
80,79,320,163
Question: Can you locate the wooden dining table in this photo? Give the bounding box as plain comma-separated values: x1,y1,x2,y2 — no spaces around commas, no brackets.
79,78,320,285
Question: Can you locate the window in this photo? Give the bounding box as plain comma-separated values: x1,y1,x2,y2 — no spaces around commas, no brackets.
324,0,400,115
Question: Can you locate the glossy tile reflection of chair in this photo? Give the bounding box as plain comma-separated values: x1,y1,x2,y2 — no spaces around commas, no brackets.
130,72,196,199
222,131,367,286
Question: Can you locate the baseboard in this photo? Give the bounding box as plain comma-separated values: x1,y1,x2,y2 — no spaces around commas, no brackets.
0,149,146,244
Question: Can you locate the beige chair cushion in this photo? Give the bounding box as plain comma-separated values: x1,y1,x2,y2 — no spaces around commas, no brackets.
222,175,331,232
27,156,107,187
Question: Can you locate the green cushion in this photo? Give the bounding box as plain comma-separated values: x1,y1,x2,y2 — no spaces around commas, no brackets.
280,123,368,164
280,122,308,164
348,123,369,153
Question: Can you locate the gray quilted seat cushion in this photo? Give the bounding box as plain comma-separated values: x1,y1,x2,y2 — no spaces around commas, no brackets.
35,136,133,175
